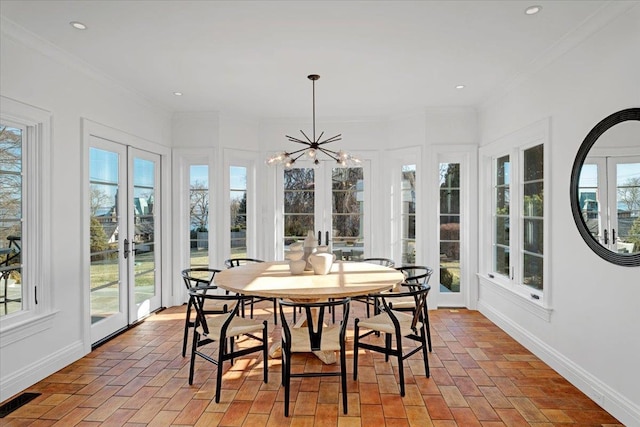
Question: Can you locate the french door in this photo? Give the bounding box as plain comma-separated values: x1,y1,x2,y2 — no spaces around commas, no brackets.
580,156,640,253
89,137,162,344
278,161,369,260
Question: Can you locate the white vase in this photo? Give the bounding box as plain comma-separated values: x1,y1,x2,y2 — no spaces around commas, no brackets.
309,253,334,275
289,259,307,275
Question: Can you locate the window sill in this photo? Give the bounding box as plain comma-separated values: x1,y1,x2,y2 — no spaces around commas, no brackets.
0,310,59,348
477,274,553,322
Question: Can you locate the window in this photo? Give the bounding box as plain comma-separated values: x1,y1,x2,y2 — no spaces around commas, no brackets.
439,163,460,292
522,145,544,290
401,165,416,264
0,96,52,330
490,144,545,294
494,155,510,277
190,165,209,267
0,123,23,317
480,119,549,308
230,166,247,258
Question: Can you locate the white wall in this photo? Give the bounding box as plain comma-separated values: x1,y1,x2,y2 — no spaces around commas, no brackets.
478,6,640,425
0,23,171,401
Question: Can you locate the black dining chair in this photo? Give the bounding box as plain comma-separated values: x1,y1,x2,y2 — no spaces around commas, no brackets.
353,283,430,397
188,288,268,403
353,258,396,318
224,258,278,325
181,268,232,357
393,266,434,351
278,298,351,416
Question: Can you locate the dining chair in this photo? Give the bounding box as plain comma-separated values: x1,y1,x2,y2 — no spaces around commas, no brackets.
278,298,351,417
353,257,396,318
393,266,434,351
188,288,268,403
353,283,430,397
224,258,278,325
181,268,231,357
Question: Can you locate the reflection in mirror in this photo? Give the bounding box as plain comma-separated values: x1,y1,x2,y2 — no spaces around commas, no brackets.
578,121,640,255
571,108,640,267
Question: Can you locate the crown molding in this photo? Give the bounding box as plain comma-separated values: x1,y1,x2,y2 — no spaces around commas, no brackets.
0,16,169,116
480,1,639,111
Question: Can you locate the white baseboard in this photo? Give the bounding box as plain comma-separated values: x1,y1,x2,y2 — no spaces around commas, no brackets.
0,340,85,403
478,300,640,427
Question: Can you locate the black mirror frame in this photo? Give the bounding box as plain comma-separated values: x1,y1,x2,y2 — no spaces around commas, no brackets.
569,107,640,267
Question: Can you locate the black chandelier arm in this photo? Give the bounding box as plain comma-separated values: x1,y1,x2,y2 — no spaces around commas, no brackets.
285,146,310,156
317,147,340,162
299,130,314,144
314,131,324,143
317,134,342,145
286,135,312,145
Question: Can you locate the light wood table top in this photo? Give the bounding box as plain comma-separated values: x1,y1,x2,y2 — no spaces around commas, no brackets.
214,260,404,301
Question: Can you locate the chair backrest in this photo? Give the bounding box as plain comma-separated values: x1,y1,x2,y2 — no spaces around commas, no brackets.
278,298,350,352
224,258,264,269
362,257,395,267
181,268,221,290
189,288,246,334
376,284,430,331
395,265,433,286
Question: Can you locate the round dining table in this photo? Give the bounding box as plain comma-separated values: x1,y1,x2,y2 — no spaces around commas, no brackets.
214,260,405,363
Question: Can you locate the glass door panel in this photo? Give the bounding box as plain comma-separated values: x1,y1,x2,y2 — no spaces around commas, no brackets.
89,143,127,342
283,167,315,247
331,167,364,260
439,163,460,293
401,165,416,264
611,158,640,254
230,166,248,258
89,141,162,344
129,150,161,319
280,163,367,260
189,165,209,267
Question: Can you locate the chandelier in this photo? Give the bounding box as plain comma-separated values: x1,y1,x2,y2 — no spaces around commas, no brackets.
266,74,359,168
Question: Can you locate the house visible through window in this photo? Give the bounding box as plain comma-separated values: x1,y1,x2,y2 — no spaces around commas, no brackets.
190,165,209,267
230,166,247,258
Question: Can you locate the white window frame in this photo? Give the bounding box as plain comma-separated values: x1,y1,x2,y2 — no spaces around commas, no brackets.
388,147,423,265
0,96,55,343
224,149,257,260
172,148,216,305
479,119,552,318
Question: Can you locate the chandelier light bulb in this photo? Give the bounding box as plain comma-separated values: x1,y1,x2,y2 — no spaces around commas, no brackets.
308,148,316,158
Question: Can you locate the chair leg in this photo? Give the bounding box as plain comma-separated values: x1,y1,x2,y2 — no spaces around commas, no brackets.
353,320,360,380
182,299,193,357
215,338,226,403
188,330,199,384
396,333,405,397
340,344,348,414
425,310,432,352
385,333,391,362
250,297,255,319
421,327,430,378
262,321,268,383
272,299,278,325
283,351,291,417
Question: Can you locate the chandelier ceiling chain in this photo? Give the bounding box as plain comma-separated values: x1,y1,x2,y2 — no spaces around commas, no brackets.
266,74,359,168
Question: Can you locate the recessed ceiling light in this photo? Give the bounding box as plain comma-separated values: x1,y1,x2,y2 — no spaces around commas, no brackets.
525,5,542,15
455,85,465,90
70,21,87,30
173,92,183,96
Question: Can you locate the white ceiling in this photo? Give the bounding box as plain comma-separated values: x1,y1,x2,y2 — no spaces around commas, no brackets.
0,0,626,120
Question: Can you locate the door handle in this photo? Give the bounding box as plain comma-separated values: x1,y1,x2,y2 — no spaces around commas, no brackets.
325,231,329,246
603,229,608,245
124,238,130,259
612,229,616,243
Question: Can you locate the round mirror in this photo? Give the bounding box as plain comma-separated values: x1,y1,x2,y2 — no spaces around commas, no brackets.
570,107,640,266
